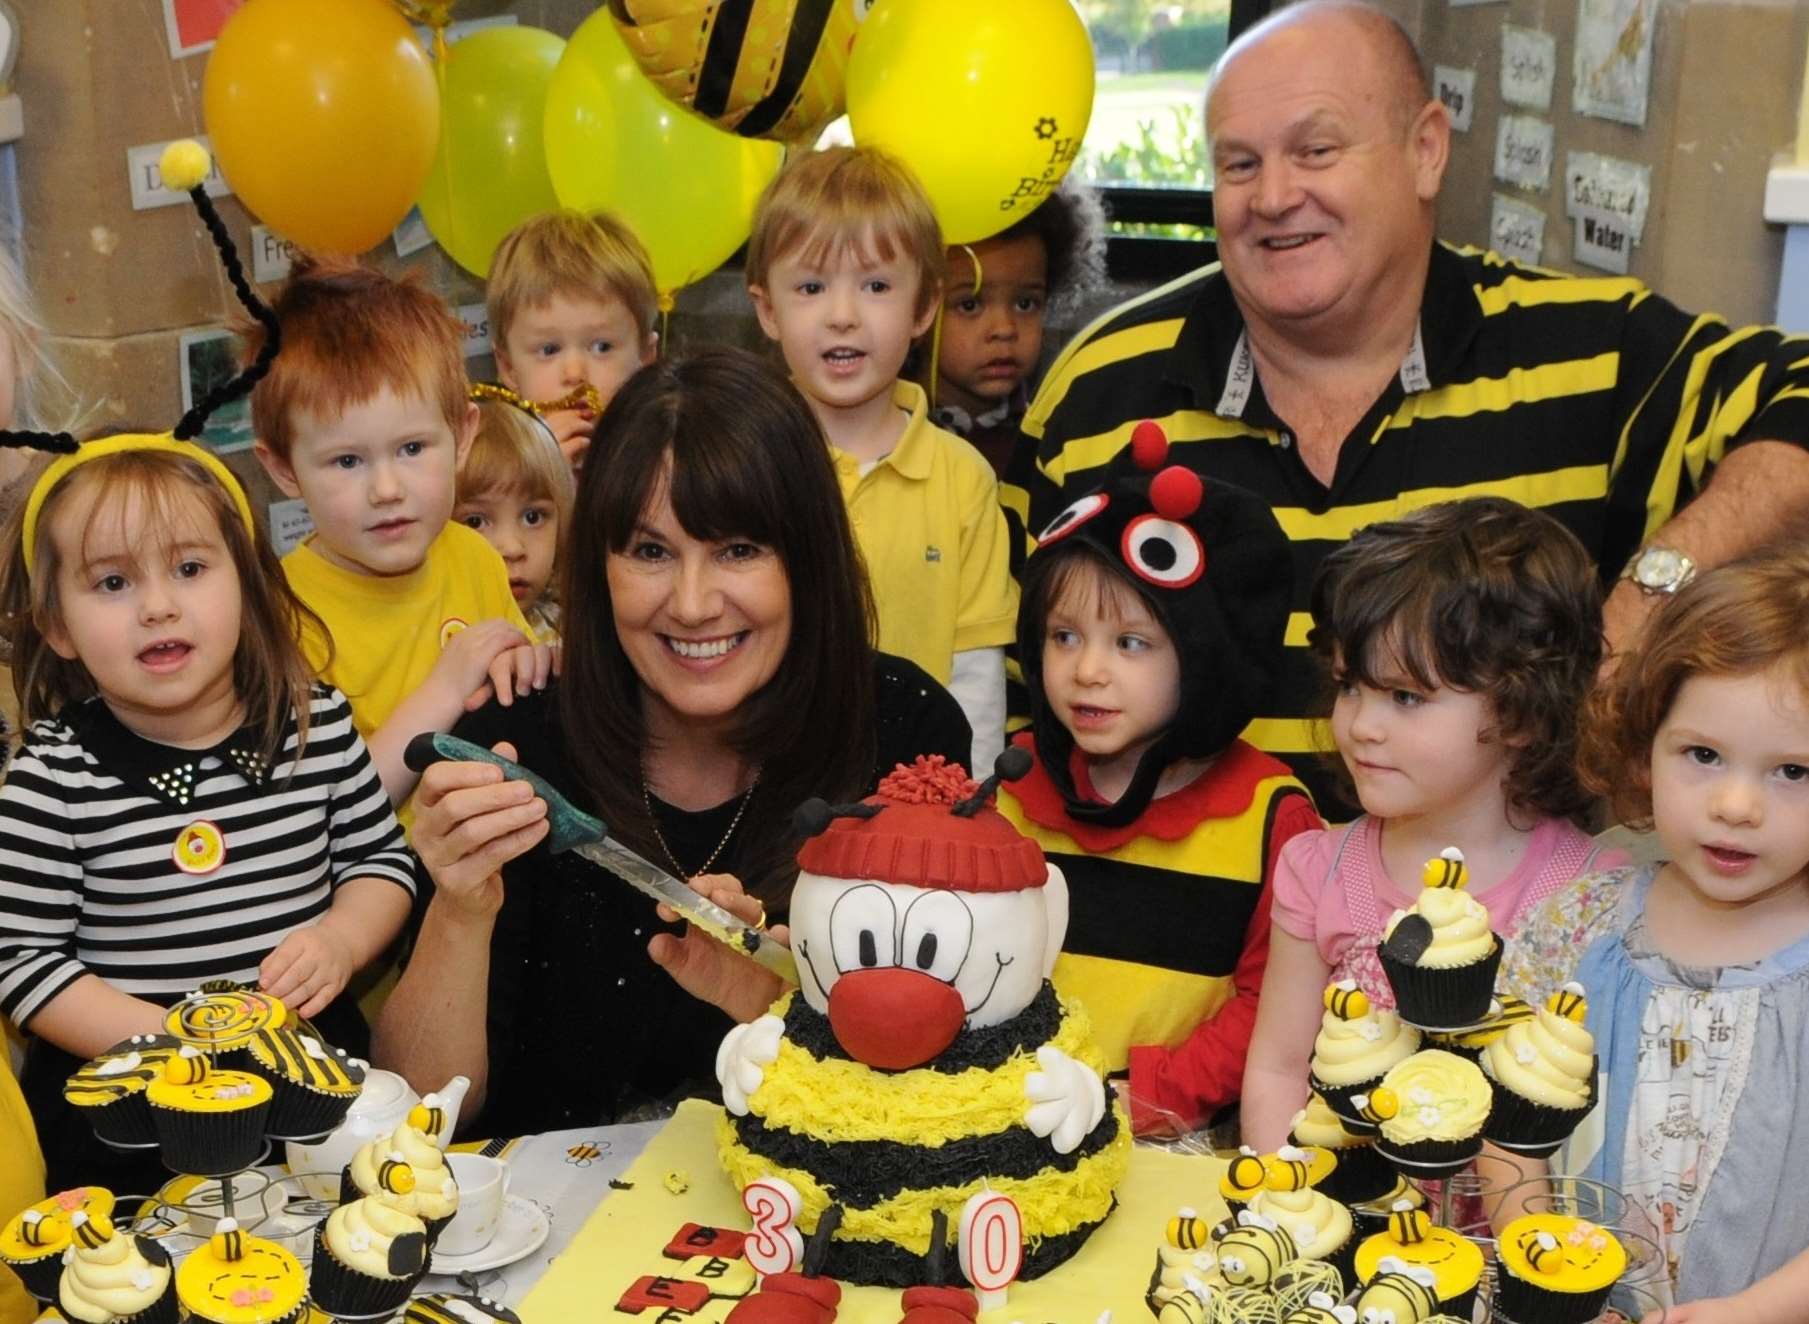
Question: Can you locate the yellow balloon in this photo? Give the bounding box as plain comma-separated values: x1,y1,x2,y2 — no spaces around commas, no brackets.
203,0,440,255
417,26,566,277
544,12,783,299
846,0,1095,245
608,0,867,144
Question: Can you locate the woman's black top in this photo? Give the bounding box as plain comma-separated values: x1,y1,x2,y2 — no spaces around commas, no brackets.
429,654,970,1137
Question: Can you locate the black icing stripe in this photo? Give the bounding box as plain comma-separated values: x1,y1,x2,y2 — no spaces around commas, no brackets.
729,1107,1122,1208
693,0,756,120
733,0,836,139
781,982,1064,1073
813,1203,1115,1288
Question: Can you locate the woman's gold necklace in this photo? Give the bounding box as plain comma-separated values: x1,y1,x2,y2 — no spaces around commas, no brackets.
641,765,762,880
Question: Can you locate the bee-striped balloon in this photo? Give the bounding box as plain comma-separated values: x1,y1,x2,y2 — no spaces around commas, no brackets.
1420,848,1468,890
1166,1210,1210,1250
1322,980,1370,1020
607,0,868,143
1217,1222,1298,1288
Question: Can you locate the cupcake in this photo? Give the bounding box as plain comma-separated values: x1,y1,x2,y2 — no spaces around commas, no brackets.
1214,1214,1299,1290
56,1212,176,1324
405,1295,522,1323
1308,982,1420,1126
1354,1202,1485,1319
175,1218,306,1324
162,985,289,1070
145,1049,274,1176
1290,1094,1395,1204
308,1160,430,1318
1145,1211,1217,1313
1216,1148,1268,1219
1494,1215,1626,1324
340,1096,458,1244
63,1037,184,1148
1362,1049,1491,1178
1481,983,1598,1157
1248,1159,1356,1287
1,1208,71,1302
1376,849,1504,1029
243,1026,365,1141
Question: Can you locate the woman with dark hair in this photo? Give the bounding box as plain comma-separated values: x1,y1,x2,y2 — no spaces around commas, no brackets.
376,349,970,1135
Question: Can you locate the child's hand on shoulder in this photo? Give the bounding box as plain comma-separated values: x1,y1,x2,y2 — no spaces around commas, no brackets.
466,636,555,711
432,619,546,710
260,923,358,1018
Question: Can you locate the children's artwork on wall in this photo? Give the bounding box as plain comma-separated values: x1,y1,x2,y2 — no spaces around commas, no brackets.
1491,193,1547,265
178,329,254,454
1573,0,1657,126
163,0,246,59
1434,65,1478,132
1500,26,1557,113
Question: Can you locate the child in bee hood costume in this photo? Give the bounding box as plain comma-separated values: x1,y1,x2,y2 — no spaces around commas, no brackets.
996,422,1320,1134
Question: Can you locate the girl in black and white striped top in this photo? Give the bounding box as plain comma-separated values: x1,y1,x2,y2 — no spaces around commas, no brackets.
0,438,417,1188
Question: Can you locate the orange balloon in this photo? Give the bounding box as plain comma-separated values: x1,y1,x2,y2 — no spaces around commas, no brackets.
203,0,440,255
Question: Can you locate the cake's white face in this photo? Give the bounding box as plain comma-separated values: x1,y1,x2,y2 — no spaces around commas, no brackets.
790,865,1069,1037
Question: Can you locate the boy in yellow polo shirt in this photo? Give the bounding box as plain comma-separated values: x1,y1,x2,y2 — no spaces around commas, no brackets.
747,147,1015,768
250,257,543,806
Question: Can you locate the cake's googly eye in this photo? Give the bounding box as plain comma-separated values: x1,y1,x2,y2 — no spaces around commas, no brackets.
829,884,899,974
899,890,972,984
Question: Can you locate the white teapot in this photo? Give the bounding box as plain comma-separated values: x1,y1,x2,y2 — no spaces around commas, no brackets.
284,1071,469,1200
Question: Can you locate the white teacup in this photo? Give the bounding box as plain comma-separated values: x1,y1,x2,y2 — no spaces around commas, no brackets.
437,1153,510,1257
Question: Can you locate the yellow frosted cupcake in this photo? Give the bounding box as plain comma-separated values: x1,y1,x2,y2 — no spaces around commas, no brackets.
1248,1159,1355,1285
308,1160,430,1318
1354,1201,1484,1318
55,1212,176,1324
1308,981,1420,1127
1495,1215,1625,1324
162,986,288,1071
1481,983,1597,1157
340,1096,458,1244
1376,849,1504,1028
1361,1049,1491,1178
1290,1093,1393,1204
63,1037,184,1148
175,1218,306,1324
144,1049,273,1176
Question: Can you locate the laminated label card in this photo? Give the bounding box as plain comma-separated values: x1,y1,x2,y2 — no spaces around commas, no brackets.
251,226,297,286
1434,65,1478,132
1493,115,1555,191
128,137,231,211
268,499,316,556
1500,26,1557,111
458,303,493,359
1574,205,1634,274
1491,194,1548,266
1565,152,1652,242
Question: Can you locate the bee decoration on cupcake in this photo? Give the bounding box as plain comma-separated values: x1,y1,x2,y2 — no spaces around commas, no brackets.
70,1210,114,1250
1387,1200,1430,1245
1353,1088,1399,1125
1216,1214,1299,1289
1263,1146,1313,1193
1421,847,1468,890
1283,1293,1357,1324
1166,1209,1210,1251
1323,980,1370,1020
1355,1260,1440,1323
408,1094,450,1141
1224,1148,1268,1197
211,1217,245,1262
17,1210,51,1247
1549,982,1589,1023
1520,1229,1565,1275
377,1153,418,1197
164,1048,210,1086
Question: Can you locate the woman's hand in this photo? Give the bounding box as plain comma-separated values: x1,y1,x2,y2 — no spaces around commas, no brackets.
412,741,548,922
649,873,791,1024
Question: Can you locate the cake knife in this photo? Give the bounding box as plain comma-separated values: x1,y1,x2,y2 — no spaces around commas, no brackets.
404,732,800,984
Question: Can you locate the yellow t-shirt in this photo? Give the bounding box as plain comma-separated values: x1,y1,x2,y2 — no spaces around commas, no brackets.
281,522,533,741
832,381,1017,685
0,1028,45,1324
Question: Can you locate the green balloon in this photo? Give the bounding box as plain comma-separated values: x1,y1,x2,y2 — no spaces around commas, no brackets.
417,26,566,277
543,11,783,299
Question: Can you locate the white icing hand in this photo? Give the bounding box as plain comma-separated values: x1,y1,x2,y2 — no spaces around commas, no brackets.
1023,1045,1106,1154
715,1014,785,1116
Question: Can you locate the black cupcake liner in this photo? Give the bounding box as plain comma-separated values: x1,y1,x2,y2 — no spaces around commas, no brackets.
1378,937,1503,1030
1311,1230,1358,1292
1440,1283,1481,1321
149,1096,270,1176
1493,1264,1616,1324
337,1168,363,1207
186,1303,304,1324
1483,1056,1598,1158
1303,1139,1396,1204
117,1286,181,1324
308,1223,420,1319
256,1077,358,1142
1374,1130,1485,1181
1,1251,64,1302
79,1094,159,1148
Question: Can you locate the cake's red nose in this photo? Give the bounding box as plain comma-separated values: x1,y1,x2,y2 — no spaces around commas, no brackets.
827,968,965,1069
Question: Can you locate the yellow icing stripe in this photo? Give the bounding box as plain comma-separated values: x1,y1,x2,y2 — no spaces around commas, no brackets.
748,995,1105,1146
718,1113,1131,1256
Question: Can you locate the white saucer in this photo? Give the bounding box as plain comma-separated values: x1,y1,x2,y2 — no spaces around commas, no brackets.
429,1196,550,1274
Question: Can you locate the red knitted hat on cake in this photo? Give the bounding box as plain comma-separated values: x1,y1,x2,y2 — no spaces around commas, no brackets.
794,756,1047,892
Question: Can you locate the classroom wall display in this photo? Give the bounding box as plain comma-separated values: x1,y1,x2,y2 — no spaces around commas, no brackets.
1573,0,1657,125
1500,25,1556,113
1434,65,1477,133
1493,115,1555,192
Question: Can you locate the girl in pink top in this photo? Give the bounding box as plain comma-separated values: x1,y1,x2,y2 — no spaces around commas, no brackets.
1241,498,1623,1150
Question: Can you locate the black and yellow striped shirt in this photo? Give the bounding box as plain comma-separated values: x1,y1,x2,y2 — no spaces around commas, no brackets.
1009,242,1809,803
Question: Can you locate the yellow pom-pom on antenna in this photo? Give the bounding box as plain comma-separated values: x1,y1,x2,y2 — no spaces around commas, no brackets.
159,140,212,194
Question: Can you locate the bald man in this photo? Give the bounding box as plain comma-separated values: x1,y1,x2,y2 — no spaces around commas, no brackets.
1008,0,1809,809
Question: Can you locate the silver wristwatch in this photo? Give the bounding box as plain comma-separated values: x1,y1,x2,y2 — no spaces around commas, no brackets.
1622,545,1697,595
